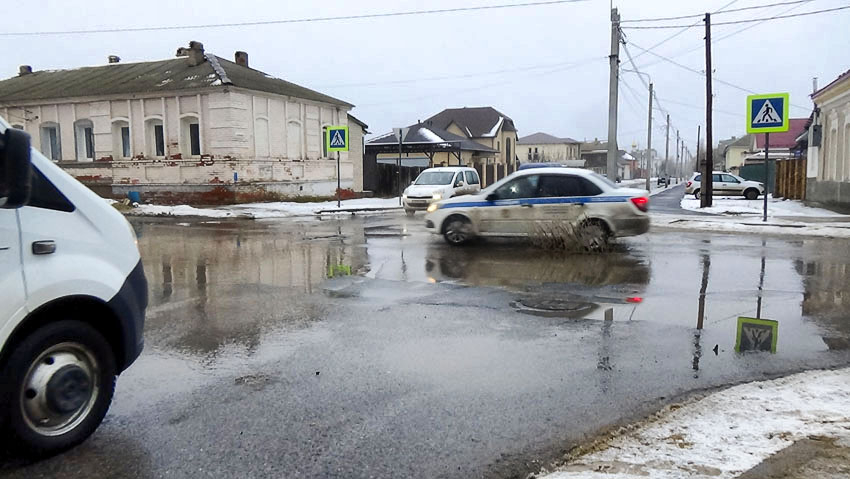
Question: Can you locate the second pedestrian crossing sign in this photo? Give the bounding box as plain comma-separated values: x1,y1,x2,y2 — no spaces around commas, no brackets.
326,125,349,152
746,93,790,134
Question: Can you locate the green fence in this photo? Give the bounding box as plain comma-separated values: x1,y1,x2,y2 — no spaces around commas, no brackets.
739,161,776,194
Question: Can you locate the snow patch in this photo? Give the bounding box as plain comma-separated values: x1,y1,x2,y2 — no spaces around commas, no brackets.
184,75,200,81
484,116,504,137
210,79,222,86
680,196,846,217
543,367,850,479
129,198,403,219
652,214,850,239
418,128,444,143
156,78,173,87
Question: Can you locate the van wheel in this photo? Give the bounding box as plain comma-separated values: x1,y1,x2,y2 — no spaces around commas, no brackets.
443,216,473,246
694,189,701,200
744,188,759,200
2,320,116,457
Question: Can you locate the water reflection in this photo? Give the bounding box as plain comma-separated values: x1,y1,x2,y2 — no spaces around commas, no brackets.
796,240,850,350
132,219,366,358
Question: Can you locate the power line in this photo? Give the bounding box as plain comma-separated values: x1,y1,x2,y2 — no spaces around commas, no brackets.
317,56,603,89
622,5,850,29
636,0,813,69
620,0,812,23
627,0,739,62
0,0,588,37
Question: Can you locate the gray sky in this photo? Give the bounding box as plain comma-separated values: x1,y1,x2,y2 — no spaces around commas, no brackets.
4,0,849,155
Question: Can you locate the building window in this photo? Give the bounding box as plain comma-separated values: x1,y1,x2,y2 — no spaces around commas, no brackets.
112,120,131,158
254,118,270,158
180,116,201,156
74,119,95,161
527,147,532,161
506,138,512,164
11,124,24,130
146,119,165,157
40,123,62,161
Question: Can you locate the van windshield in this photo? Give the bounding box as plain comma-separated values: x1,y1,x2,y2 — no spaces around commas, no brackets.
415,172,455,185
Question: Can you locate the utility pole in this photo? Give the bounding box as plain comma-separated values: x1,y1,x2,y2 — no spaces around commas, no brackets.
645,83,653,192
675,129,680,182
702,12,714,207
665,113,670,183
695,125,701,173
606,8,621,181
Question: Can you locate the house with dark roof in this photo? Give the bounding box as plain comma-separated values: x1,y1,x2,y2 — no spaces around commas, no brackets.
807,68,850,209
720,135,753,173
517,132,582,166
580,140,634,178
0,41,364,203
420,106,518,166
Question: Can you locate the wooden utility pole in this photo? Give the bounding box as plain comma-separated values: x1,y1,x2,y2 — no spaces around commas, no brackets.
665,114,670,181
675,129,680,181
702,12,714,207
695,125,701,173
645,83,653,192
607,8,621,181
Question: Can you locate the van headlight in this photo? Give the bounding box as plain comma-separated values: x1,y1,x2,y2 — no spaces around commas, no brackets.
432,192,442,200
426,203,439,213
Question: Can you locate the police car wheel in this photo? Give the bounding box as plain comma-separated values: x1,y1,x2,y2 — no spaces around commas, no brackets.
579,222,608,252
443,218,472,245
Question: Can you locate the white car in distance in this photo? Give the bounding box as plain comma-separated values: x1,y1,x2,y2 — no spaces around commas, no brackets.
402,167,480,216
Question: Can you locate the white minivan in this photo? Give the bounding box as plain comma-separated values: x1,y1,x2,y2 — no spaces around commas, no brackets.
402,167,480,215
1,117,147,456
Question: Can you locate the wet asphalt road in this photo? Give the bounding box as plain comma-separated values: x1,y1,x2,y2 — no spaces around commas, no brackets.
3,204,850,478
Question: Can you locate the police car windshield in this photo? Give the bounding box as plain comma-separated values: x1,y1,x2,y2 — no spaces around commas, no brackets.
415,172,455,185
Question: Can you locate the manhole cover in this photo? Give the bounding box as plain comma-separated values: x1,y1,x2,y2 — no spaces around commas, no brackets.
512,298,598,318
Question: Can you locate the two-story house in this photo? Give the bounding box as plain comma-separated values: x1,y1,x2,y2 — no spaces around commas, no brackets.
517,132,582,165
0,41,366,203
421,106,518,167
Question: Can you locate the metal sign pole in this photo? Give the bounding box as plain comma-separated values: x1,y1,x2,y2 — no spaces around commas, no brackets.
398,134,402,206
763,132,769,222
337,150,341,208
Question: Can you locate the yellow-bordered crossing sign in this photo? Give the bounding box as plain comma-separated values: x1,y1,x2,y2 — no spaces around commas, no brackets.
326,125,349,152
746,93,790,134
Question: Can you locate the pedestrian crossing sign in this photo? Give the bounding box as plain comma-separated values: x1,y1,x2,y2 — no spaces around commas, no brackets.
746,93,790,134
326,125,349,152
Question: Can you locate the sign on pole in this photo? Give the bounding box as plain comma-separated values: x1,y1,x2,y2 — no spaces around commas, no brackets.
746,93,790,134
326,125,349,152
746,93,790,222
735,317,778,353
392,128,409,205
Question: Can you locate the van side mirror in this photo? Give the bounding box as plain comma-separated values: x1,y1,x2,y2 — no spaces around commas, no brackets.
0,128,32,209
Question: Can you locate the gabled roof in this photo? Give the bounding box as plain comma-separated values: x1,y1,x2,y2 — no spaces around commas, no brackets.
0,54,352,107
347,114,368,132
367,123,497,152
422,106,516,138
518,132,579,144
812,68,850,100
754,118,809,149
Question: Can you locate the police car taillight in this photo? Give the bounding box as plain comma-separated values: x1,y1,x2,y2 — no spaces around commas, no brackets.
630,196,649,212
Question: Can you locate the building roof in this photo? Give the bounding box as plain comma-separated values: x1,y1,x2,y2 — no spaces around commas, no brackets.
422,107,517,138
754,118,808,149
347,114,369,132
812,68,850,100
366,123,497,153
0,54,352,107
517,132,579,144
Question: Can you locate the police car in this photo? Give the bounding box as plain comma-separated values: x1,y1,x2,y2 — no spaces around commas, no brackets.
424,167,649,248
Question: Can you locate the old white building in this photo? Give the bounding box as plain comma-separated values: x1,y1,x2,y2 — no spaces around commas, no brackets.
0,42,365,203
517,132,583,165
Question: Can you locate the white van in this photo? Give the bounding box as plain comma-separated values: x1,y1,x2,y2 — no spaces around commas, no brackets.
402,166,480,215
0,117,147,456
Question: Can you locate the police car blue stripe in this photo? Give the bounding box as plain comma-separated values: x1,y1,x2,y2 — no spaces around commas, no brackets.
440,196,632,209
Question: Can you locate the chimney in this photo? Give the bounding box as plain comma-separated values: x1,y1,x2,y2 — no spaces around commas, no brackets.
186,41,205,66
235,51,248,68
19,65,32,76
813,77,818,94
108,55,121,64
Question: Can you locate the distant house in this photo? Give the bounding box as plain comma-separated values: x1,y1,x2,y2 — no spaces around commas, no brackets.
807,69,850,209
743,118,809,165
721,135,753,173
0,41,362,203
416,106,519,167
517,132,583,166
580,140,633,178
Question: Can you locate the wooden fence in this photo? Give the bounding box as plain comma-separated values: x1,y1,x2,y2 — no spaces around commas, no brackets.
774,158,807,200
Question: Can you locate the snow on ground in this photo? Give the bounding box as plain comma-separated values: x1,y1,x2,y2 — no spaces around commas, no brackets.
652,214,850,239
130,197,402,219
680,195,846,217
542,368,850,479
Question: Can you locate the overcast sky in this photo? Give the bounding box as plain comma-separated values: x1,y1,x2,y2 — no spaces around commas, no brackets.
4,0,849,155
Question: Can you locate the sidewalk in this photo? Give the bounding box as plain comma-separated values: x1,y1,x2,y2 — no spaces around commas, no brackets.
126,197,403,219
540,368,850,479
651,214,850,239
